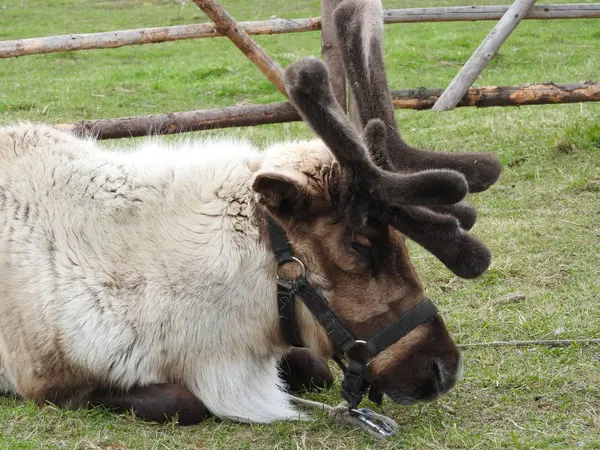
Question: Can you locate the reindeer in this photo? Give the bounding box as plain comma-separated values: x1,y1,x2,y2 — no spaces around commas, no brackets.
0,0,501,426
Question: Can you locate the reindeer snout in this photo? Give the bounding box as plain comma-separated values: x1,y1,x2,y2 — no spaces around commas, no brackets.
430,356,463,398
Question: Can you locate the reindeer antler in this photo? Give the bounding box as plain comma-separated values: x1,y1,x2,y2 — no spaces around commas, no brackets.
334,0,502,193
332,0,500,276
284,58,469,209
282,0,501,278
334,0,500,232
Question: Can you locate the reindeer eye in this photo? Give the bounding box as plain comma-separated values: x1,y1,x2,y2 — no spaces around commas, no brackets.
351,241,372,262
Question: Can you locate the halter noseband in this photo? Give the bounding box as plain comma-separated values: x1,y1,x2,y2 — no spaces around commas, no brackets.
267,216,438,410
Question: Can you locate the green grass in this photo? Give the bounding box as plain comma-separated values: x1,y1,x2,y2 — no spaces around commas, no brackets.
1,0,600,448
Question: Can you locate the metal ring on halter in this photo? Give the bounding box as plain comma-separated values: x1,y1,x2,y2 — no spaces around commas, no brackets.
276,256,306,289
345,339,375,364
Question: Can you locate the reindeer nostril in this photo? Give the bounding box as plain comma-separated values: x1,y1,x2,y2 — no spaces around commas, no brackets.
431,358,446,392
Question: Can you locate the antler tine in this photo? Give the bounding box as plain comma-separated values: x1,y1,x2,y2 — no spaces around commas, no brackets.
334,0,502,193
430,202,478,231
284,57,373,171
283,57,469,210
379,206,492,278
334,0,397,147
361,117,478,230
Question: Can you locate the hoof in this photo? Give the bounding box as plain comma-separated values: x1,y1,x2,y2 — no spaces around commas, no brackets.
279,347,334,393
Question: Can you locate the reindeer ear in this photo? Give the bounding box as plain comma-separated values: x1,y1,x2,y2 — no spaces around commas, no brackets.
252,169,328,219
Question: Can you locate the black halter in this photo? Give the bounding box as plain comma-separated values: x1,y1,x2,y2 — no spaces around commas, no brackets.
267,216,438,409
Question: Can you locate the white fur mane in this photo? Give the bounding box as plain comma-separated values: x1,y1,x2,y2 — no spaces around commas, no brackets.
0,123,332,423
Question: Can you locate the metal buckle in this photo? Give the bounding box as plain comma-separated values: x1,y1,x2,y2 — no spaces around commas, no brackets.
276,256,306,290
349,408,396,438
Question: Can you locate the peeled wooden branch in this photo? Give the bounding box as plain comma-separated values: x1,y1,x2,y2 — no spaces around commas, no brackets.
432,0,538,111
2,5,599,59
191,0,287,97
321,0,347,111
55,82,600,140
384,3,600,23
0,19,321,59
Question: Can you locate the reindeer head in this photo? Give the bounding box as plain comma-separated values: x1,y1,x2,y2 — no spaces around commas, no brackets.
252,0,501,406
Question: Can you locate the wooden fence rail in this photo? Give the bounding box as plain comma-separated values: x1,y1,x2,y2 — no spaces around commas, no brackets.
2,4,599,59
5,1,599,140
384,3,600,22
55,82,600,140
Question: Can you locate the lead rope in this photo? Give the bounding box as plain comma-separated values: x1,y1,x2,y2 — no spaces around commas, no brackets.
290,397,399,439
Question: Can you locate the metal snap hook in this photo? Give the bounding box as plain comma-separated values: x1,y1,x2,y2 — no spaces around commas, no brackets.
349,408,396,438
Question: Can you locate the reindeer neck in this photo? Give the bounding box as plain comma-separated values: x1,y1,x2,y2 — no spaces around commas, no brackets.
252,206,335,359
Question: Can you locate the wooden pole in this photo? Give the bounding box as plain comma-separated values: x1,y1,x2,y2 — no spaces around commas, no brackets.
191,0,287,97
55,102,300,140
2,5,599,59
348,89,362,129
320,0,347,112
431,0,538,112
392,82,600,109
55,82,600,140
384,3,600,23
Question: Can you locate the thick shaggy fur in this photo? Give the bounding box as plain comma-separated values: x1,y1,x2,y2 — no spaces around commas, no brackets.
0,123,332,423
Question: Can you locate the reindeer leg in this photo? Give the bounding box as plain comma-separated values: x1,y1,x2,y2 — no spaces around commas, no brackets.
278,347,334,393
87,383,211,425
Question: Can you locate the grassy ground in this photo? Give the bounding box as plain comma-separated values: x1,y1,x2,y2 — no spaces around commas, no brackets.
1,0,599,448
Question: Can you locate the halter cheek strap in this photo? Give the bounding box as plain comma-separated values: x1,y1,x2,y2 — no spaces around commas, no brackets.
267,216,438,410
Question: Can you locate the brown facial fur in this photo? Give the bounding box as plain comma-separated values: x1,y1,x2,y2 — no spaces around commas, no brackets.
253,0,500,407
254,159,462,405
